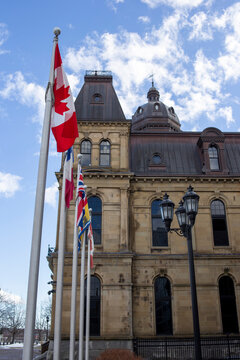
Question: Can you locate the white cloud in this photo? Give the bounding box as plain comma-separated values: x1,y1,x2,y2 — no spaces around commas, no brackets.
107,0,124,12
193,50,221,94
0,289,23,304
0,171,22,198
1,2,238,132
0,71,45,124
45,182,59,208
210,3,240,81
141,0,205,9
138,16,151,24
65,11,188,99
0,23,9,55
66,73,81,98
65,11,229,126
217,107,235,128
188,11,213,40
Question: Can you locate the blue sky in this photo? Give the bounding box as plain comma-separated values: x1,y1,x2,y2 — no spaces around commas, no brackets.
0,0,240,308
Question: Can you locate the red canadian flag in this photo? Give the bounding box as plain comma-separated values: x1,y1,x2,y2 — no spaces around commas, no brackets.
51,43,78,152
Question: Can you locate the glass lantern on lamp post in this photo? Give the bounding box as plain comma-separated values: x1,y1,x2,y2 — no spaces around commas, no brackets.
160,186,202,360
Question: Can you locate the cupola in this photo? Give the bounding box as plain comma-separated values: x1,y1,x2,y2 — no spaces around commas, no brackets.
132,83,181,133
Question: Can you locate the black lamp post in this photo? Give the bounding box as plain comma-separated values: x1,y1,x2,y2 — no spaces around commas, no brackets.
46,316,49,341
160,186,202,360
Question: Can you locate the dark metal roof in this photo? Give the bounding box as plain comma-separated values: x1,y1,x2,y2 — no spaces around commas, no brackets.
75,72,126,122
225,142,240,174
130,133,240,176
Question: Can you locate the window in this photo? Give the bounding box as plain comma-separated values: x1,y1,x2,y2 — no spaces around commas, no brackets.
155,277,173,335
219,276,239,333
81,140,91,166
88,196,102,245
169,107,175,115
85,276,101,336
92,93,102,103
154,103,160,111
211,200,229,246
100,140,110,166
152,200,168,246
208,145,220,170
152,154,161,165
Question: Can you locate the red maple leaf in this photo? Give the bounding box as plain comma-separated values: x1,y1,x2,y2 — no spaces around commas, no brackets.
54,82,70,115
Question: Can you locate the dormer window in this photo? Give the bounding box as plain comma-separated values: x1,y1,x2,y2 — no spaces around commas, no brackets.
92,93,102,103
169,107,175,115
137,107,143,114
208,145,219,170
197,128,229,175
152,154,161,165
154,103,160,111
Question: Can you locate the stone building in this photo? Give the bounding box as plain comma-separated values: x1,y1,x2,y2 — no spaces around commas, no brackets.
48,71,240,356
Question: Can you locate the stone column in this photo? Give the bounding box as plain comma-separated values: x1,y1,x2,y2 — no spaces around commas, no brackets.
120,187,129,249
120,132,128,170
91,143,99,166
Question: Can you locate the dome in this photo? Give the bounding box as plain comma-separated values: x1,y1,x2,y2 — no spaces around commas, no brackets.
132,85,181,133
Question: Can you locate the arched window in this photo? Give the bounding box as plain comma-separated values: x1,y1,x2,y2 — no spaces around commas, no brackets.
155,277,173,335
88,196,102,245
219,276,239,333
100,140,110,166
85,276,101,336
152,200,168,246
208,145,219,170
81,140,91,166
211,200,229,246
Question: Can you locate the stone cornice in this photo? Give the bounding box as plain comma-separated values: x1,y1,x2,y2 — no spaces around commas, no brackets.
133,253,240,260
50,251,135,259
78,120,131,127
55,171,240,183
131,176,240,183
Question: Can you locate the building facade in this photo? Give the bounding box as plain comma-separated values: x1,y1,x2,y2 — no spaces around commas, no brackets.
48,71,240,357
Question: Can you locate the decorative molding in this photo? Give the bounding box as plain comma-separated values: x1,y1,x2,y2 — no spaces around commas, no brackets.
102,131,109,139
224,267,230,274
159,268,167,276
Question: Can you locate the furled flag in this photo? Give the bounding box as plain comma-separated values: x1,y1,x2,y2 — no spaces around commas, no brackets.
65,146,74,208
88,223,94,269
77,168,91,239
51,43,78,152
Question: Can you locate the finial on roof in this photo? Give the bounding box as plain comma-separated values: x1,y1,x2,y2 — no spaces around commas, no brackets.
149,74,154,88
147,75,160,102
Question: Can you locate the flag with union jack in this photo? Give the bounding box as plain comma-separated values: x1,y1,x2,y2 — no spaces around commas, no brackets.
76,167,90,239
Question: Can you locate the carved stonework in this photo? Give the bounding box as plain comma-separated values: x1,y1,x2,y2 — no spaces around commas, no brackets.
159,268,167,276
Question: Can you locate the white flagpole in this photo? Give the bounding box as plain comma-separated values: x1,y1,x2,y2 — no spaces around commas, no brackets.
69,154,82,360
85,209,92,360
53,152,68,360
22,27,60,360
78,230,87,360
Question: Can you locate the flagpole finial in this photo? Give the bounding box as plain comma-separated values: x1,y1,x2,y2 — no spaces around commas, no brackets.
53,27,61,38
